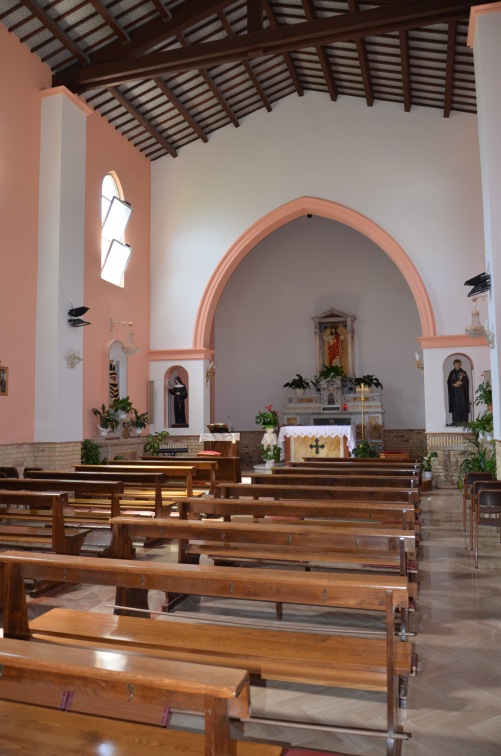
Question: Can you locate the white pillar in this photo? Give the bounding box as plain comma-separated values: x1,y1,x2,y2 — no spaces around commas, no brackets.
35,88,91,442
469,4,501,438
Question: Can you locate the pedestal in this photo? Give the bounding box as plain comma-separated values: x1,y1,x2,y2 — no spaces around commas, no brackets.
199,433,240,457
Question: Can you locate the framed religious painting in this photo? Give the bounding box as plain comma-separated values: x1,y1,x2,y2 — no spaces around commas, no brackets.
312,309,356,376
0,366,9,396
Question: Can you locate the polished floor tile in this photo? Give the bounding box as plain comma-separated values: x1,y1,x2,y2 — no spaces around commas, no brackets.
3,489,501,755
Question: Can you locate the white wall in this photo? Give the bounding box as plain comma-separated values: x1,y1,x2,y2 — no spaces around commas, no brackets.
150,92,486,431
151,92,484,348
214,216,424,430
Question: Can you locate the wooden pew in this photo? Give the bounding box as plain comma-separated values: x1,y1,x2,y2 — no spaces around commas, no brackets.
301,456,420,465
0,477,124,517
217,483,418,505
178,496,417,530
75,463,196,496
0,550,413,753
110,456,219,493
162,454,242,483
0,491,90,556
0,637,277,756
285,464,420,478
250,473,419,490
109,516,416,580
27,470,168,517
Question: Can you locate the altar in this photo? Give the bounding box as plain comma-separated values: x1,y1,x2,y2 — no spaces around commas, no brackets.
278,425,356,462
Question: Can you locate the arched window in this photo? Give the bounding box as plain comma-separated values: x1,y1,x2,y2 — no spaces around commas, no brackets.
101,173,132,287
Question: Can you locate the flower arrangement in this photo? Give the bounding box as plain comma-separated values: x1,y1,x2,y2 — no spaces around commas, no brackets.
255,404,279,428
261,443,282,462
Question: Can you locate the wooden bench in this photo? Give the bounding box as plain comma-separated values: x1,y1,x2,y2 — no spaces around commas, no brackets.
123,456,219,493
0,491,90,556
0,637,278,756
157,454,242,483
0,550,413,754
301,457,420,465
178,496,417,530
27,470,169,517
251,473,420,490
217,483,418,505
285,464,421,479
109,517,416,581
75,463,197,498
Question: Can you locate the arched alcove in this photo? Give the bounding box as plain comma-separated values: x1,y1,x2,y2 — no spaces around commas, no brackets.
165,366,189,428
194,196,435,349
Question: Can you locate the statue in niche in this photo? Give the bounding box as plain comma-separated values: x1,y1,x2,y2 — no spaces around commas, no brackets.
447,359,470,425
109,360,119,403
168,377,188,426
324,326,345,366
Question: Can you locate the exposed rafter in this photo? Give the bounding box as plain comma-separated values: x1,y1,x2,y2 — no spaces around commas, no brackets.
3,0,488,161
54,0,487,92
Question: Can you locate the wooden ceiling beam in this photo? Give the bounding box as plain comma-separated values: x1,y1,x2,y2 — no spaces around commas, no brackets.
263,0,303,97
443,20,457,117
150,0,171,20
247,0,264,33
154,77,209,142
399,29,412,111
55,0,490,92
348,0,374,106
89,0,235,64
218,9,272,112
175,30,240,128
19,0,89,64
87,0,130,43
107,86,177,157
302,0,338,102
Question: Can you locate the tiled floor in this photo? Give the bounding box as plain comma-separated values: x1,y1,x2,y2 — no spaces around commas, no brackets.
4,488,501,755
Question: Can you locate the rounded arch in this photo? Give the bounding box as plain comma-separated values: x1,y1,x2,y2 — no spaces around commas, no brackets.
193,196,436,349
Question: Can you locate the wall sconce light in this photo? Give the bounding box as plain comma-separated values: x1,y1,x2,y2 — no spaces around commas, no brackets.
64,349,83,369
68,306,90,327
110,318,140,356
206,358,216,385
465,297,486,339
415,352,424,376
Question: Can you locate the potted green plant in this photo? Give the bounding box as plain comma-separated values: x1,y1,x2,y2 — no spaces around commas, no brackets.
475,381,492,410
314,364,347,384
260,443,282,467
81,438,104,465
422,450,438,480
350,440,379,458
353,375,383,391
283,374,311,396
112,396,134,418
463,411,493,442
143,430,170,456
457,437,496,489
129,409,149,435
255,405,279,429
92,404,120,436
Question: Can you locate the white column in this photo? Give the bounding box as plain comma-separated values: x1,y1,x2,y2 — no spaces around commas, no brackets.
469,4,501,438
35,88,91,442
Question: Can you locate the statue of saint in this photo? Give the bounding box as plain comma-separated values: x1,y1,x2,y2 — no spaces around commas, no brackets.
447,359,470,425
168,377,188,426
323,326,345,366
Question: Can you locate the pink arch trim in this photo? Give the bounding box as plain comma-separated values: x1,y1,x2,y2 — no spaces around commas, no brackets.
193,196,436,349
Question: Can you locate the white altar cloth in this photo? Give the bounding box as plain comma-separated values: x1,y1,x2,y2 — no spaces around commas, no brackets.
199,433,240,443
278,425,356,454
